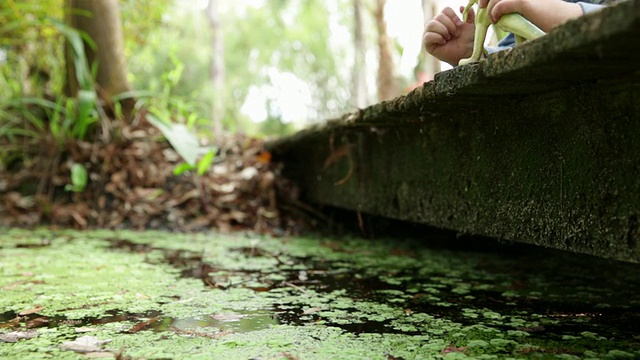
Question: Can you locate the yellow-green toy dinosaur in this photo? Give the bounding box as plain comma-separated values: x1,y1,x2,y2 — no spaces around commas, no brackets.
459,0,546,65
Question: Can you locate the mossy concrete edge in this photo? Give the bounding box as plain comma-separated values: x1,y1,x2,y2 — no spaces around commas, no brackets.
269,1,640,263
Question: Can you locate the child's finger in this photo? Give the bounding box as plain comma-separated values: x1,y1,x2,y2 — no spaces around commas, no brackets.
465,7,476,23
427,15,457,40
442,6,464,26
434,10,460,37
426,19,453,41
490,0,519,22
424,27,447,44
424,32,447,49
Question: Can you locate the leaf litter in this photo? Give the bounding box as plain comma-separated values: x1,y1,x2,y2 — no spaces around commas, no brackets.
0,117,307,234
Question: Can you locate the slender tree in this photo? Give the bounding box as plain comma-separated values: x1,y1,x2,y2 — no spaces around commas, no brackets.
206,0,225,136
373,0,399,101
64,0,132,101
352,0,368,108
419,0,440,80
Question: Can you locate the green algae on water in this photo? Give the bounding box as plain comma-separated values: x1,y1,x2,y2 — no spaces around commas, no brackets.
1,228,640,359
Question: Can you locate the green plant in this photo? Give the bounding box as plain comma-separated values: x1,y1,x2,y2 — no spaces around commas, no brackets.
65,162,88,192
138,50,217,176
146,114,216,176
50,18,99,142
15,94,99,145
172,149,216,177
1,16,100,148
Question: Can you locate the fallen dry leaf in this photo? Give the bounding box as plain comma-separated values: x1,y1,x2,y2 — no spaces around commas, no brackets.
0,330,38,342
60,336,112,353
19,306,44,316
441,344,468,355
127,316,161,333
302,307,323,315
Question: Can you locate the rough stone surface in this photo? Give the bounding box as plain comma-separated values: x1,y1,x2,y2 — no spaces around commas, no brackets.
270,1,640,263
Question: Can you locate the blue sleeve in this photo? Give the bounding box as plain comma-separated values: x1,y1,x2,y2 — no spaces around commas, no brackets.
485,2,606,54
578,3,605,13
486,33,516,54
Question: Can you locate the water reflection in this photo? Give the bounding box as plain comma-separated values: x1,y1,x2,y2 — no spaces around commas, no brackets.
170,310,279,333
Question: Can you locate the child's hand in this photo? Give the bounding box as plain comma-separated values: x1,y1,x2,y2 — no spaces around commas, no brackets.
478,0,583,32
423,6,476,67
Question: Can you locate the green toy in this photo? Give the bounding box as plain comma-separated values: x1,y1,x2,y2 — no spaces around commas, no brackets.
459,0,546,65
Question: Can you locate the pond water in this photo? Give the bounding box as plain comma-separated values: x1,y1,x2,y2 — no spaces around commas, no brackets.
1,228,639,359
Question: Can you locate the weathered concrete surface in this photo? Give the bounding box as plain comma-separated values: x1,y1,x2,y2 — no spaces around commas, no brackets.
269,1,640,263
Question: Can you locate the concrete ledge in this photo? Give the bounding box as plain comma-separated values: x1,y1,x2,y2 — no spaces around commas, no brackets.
270,1,640,262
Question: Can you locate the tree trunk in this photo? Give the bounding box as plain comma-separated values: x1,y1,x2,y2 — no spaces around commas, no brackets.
373,0,399,102
351,0,368,108
206,0,225,137
65,0,132,102
419,0,440,81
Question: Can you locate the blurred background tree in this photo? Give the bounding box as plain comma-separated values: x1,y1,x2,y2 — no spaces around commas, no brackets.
65,0,132,101
1,0,433,139
351,0,368,109
374,0,400,101
205,0,225,136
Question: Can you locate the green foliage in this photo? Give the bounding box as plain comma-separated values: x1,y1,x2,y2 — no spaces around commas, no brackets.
224,0,349,122
172,149,216,177
50,18,99,142
1,0,365,150
49,18,95,91
123,26,217,176
4,19,99,147
125,16,219,137
147,114,200,166
0,1,100,159
65,163,88,192
196,150,215,176
0,0,65,99
119,0,172,45
122,0,351,136
135,48,218,175
147,113,216,177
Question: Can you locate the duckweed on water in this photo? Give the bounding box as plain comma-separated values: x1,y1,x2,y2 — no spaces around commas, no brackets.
1,228,640,359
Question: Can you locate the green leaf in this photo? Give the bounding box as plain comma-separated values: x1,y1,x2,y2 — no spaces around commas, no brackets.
66,163,88,192
74,90,97,139
196,149,215,176
147,114,200,166
17,97,66,113
172,162,194,176
49,18,94,91
111,90,156,102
